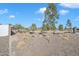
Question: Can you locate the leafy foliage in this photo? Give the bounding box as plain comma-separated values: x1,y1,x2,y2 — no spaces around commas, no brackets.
66,19,72,29
66,19,73,32
31,24,37,31
13,24,24,29
42,23,50,31
43,3,59,31
52,23,56,31
59,24,63,31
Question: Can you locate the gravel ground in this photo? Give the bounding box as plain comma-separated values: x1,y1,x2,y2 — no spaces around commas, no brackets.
10,32,79,56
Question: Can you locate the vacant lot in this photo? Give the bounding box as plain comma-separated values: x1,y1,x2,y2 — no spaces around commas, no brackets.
10,32,79,56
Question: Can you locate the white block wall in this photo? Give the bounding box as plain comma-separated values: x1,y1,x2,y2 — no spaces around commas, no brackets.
0,25,9,36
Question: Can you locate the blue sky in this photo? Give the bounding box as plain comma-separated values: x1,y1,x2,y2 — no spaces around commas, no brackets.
0,3,79,28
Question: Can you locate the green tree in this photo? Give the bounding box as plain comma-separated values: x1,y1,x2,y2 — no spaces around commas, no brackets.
31,24,37,31
13,24,24,29
66,19,72,32
42,23,50,31
59,24,63,31
66,19,72,29
43,3,59,31
52,23,56,31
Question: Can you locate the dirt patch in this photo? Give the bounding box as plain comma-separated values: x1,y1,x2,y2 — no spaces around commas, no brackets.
10,32,79,56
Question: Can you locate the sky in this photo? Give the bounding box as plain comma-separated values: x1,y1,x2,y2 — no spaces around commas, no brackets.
0,3,79,28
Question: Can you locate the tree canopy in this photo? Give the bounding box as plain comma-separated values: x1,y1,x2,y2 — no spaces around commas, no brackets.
66,19,72,29
43,3,59,30
13,24,24,29
59,24,64,31
30,23,37,31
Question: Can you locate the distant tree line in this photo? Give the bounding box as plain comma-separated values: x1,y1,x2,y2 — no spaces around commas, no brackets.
11,19,73,33
11,3,75,33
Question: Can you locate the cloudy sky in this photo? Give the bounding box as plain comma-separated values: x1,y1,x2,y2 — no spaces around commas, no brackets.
0,3,79,28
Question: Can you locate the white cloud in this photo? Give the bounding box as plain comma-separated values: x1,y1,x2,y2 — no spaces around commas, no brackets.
36,7,46,14
9,15,15,19
59,9,69,15
0,9,8,14
59,3,79,8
